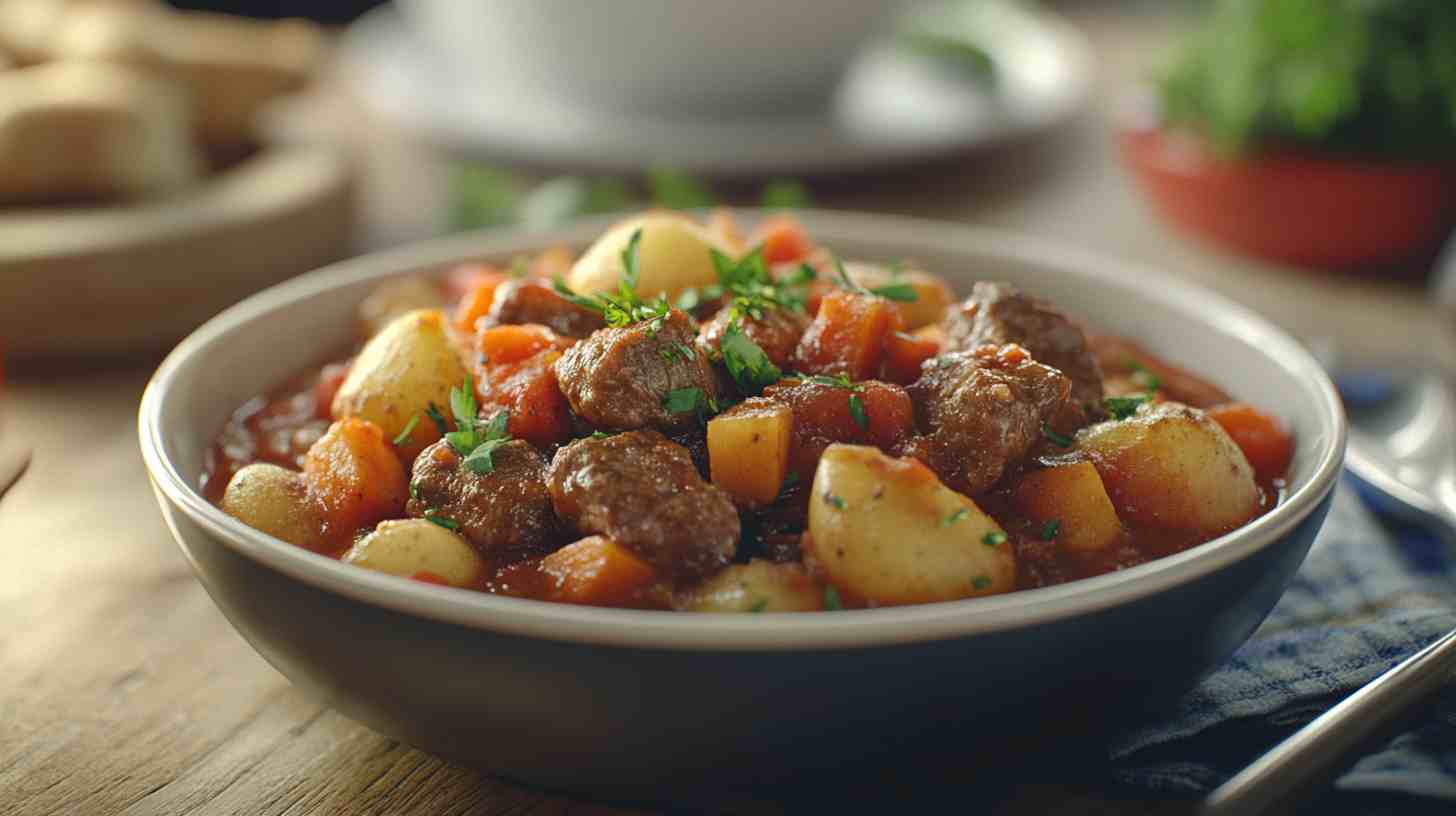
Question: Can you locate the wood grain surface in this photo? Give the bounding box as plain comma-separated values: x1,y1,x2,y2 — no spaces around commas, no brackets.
1,3,1446,815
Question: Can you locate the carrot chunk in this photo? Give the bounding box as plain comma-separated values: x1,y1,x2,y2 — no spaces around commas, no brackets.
793,291,898,381
1207,403,1294,481
749,215,814,265
302,418,409,543
881,330,941,384
541,536,658,607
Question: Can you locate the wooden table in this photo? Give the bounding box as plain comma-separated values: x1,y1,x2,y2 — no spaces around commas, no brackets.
2,5,1446,814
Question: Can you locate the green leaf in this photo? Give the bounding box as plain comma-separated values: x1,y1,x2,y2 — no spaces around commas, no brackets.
1042,423,1074,448
647,167,716,209
424,511,460,531
482,409,510,441
760,179,812,209
823,585,843,611
552,275,607,313
391,414,420,446
868,282,919,303
720,322,783,396
972,575,992,591
940,508,971,528
461,437,510,475
663,387,707,415
1104,394,1152,421
1040,519,1061,541
449,374,478,433
619,228,644,295
982,531,1007,548
425,403,450,436
848,393,869,431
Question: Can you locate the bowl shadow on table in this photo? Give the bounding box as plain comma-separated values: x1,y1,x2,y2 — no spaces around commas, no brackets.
165,477,1332,812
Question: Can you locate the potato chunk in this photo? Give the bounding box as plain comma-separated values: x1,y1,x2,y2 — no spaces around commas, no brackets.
1013,462,1123,554
302,418,409,541
567,213,730,301
676,560,824,613
804,444,1015,606
343,519,484,587
707,399,793,506
1077,401,1260,535
219,463,324,551
330,309,469,461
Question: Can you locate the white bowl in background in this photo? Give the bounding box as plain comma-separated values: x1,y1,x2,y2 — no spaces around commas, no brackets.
397,0,907,116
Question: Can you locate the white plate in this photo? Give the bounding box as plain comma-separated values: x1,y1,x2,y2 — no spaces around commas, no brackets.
338,2,1093,176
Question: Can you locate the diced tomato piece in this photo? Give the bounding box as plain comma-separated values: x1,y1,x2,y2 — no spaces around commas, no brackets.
749,216,815,265
475,348,574,447
1207,403,1295,482
793,291,898,382
881,331,941,384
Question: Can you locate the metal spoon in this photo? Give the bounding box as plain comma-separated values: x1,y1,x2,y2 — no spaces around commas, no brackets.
1199,369,1456,814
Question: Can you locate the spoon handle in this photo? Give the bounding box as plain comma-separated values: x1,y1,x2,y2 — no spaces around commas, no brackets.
1199,626,1456,816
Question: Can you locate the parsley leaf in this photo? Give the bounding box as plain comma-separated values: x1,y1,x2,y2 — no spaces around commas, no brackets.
831,255,918,303
424,511,460,531
1042,423,1075,448
425,403,450,436
941,508,971,527
710,247,812,321
663,387,716,422
437,375,514,472
983,531,1007,548
848,393,869,431
1040,519,1061,541
1105,394,1153,421
823,586,843,611
720,321,783,395
391,414,420,446
972,575,992,591
1124,358,1162,392
551,229,673,334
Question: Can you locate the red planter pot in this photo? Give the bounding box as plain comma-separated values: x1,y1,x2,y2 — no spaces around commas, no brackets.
1119,127,1456,269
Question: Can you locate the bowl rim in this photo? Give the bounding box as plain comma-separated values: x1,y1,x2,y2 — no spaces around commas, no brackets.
139,209,1346,652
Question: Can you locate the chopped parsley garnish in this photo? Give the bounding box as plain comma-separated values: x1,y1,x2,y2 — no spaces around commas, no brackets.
710,247,814,322
749,599,769,613
1042,423,1075,448
823,492,847,510
721,321,783,395
408,480,420,501
793,371,858,390
590,430,613,439
663,387,717,422
1105,394,1153,421
424,511,459,531
823,586,844,611
1040,519,1061,541
941,508,971,527
972,575,992,591
440,375,514,474
983,531,1007,548
831,255,918,303
552,229,672,333
1125,358,1162,392
848,393,869,431
391,414,420,446
425,402,450,436
658,342,698,363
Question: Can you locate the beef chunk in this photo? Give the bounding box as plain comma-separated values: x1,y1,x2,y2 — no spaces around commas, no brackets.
481,279,606,339
904,344,1071,495
407,438,559,560
944,282,1104,416
547,430,738,579
698,304,808,371
553,310,718,432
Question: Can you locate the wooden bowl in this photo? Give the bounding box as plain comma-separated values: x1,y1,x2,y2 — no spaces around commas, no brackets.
1119,126,1456,269
0,144,354,357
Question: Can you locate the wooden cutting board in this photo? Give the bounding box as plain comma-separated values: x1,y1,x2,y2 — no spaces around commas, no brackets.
0,143,355,357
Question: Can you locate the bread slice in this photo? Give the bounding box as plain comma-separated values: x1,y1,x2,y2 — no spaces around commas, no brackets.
0,60,199,202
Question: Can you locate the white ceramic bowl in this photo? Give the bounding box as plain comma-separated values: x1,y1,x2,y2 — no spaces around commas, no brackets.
140,211,1344,797
397,0,906,116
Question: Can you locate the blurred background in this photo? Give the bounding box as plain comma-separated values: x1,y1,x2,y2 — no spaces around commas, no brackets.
0,0,1451,369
